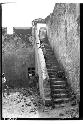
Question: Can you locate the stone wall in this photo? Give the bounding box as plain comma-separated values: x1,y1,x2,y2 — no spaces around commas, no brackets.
45,3,80,100
2,34,35,82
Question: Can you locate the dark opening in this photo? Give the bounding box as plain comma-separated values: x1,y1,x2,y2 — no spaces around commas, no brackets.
28,67,35,77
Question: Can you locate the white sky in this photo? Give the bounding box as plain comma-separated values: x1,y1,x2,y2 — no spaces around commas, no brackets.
0,0,80,34
2,0,56,27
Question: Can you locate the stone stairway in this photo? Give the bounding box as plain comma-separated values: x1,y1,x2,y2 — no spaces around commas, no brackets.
41,39,76,108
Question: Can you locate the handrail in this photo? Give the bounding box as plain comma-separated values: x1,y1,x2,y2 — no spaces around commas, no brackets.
35,28,48,80
35,27,49,101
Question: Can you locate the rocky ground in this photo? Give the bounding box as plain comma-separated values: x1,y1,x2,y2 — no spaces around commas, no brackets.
2,82,79,119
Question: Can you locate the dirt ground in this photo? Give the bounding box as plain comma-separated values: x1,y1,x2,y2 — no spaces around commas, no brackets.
2,82,79,119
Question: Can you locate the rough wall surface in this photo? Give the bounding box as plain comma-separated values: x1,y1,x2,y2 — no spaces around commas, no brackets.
2,34,35,82
45,3,80,100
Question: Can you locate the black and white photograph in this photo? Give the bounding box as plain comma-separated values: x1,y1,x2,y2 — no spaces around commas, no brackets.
0,0,80,120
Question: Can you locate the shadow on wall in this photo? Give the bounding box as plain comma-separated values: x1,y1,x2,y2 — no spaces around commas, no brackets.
2,47,35,82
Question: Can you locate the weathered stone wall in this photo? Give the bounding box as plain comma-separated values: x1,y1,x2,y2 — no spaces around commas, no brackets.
45,3,80,100
2,34,35,82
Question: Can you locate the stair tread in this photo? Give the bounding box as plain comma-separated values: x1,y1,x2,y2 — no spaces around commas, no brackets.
45,59,56,61
54,103,67,107
49,78,65,81
47,67,63,70
51,84,66,87
47,67,60,70
51,80,66,83
47,69,61,72
49,78,58,80
46,61,56,66
45,53,54,55
47,67,58,69
48,72,57,75
46,63,57,65
45,53,54,54
52,88,66,91
45,50,52,52
53,93,67,96
53,98,69,101
49,73,55,76
51,86,66,89
52,94,68,98
47,66,58,68
45,54,55,56
49,77,67,81
46,62,56,63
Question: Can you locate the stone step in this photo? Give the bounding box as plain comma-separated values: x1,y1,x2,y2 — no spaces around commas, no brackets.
51,80,66,84
52,93,67,98
48,74,67,82
47,68,60,72
45,54,54,57
46,62,58,65
53,103,67,108
46,49,53,51
45,50,52,52
46,65,61,68
44,48,51,50
45,57,56,61
44,45,52,47
44,47,52,50
45,51,53,54
46,60,56,63
48,74,56,78
46,65,58,68
51,84,66,89
49,76,59,80
51,88,67,93
46,62,55,64
48,69,59,73
43,43,50,46
45,59,56,62
45,60,57,64
49,78,58,81
53,98,70,104
51,83,66,87
47,69,60,73
48,72,57,76
45,57,56,60
47,65,58,68
51,78,67,82
50,80,66,85
45,49,53,51
56,71,66,79
48,71,66,79
49,76,67,82
51,102,72,109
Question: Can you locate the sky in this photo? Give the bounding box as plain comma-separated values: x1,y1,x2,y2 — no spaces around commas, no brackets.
0,0,80,34
1,0,56,33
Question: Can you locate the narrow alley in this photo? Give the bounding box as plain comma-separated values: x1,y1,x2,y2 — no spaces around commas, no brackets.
1,3,80,119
